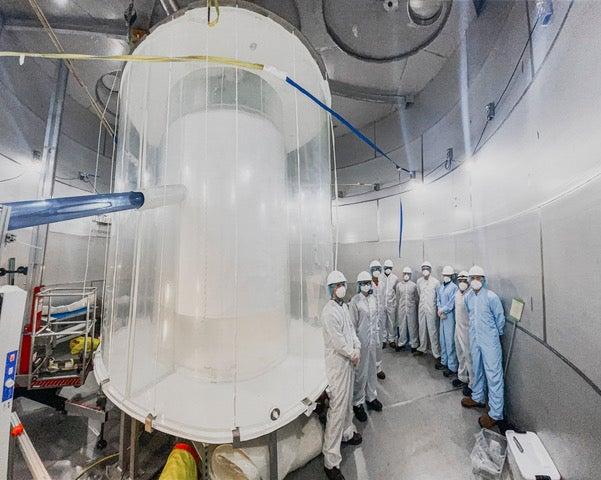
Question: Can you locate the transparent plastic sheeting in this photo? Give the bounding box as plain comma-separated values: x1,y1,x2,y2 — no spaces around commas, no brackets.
94,6,333,443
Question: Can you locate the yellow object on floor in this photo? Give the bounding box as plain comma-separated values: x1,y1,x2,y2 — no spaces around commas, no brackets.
69,337,100,355
159,443,199,480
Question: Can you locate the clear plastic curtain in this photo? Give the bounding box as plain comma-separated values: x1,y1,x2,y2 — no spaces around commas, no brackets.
97,5,333,443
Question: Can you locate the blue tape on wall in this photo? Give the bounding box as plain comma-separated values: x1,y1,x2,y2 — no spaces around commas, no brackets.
398,198,403,258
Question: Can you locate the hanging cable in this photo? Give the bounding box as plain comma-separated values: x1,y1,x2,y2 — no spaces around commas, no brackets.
26,0,115,136
473,16,540,154
207,0,220,27
330,117,340,270
81,70,119,294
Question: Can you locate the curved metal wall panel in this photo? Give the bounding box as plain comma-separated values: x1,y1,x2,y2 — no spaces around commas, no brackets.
504,331,601,479
335,3,601,477
541,175,601,389
473,211,544,339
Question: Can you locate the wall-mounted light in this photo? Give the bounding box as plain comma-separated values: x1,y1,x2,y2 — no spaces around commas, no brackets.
408,170,424,191
485,102,496,121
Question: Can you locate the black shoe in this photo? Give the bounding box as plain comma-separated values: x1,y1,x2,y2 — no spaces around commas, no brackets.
353,404,367,422
382,342,387,349
377,370,386,380
443,369,457,378
342,432,362,446
366,398,383,412
324,466,345,480
452,378,466,388
462,385,472,397
412,350,424,357
411,347,418,353
434,361,445,370
395,344,402,352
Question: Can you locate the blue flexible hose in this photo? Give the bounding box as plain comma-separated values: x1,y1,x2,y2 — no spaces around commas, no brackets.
285,75,406,258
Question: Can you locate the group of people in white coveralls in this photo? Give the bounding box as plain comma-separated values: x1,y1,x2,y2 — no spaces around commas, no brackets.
320,260,506,480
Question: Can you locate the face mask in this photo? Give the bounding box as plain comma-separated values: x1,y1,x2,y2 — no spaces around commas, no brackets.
403,274,410,281
443,276,451,284
470,279,482,291
372,270,381,278
458,281,468,292
335,285,347,299
384,268,392,276
360,284,371,293
422,269,430,277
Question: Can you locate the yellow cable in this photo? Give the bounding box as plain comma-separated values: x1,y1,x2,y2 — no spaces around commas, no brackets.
0,51,264,71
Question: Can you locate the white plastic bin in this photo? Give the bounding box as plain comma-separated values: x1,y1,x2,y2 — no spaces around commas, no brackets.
471,429,508,480
506,431,561,480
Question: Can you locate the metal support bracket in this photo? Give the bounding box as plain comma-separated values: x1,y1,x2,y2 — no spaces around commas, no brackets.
268,430,278,480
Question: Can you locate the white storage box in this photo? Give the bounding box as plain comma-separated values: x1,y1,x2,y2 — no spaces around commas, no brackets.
506,431,561,480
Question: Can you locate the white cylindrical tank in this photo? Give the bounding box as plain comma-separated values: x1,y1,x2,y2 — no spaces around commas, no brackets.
95,3,333,443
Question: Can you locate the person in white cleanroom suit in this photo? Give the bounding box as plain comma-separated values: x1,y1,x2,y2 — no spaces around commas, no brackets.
350,271,383,423
436,265,459,376
452,271,473,396
396,266,419,352
369,260,387,379
321,271,362,480
383,259,400,349
460,266,506,430
415,261,441,362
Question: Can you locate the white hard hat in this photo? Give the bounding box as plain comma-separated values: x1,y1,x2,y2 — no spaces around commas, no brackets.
402,266,412,274
327,270,347,286
421,261,432,269
384,259,394,268
468,265,486,277
369,260,382,269
357,271,372,282
458,270,469,279
442,265,454,276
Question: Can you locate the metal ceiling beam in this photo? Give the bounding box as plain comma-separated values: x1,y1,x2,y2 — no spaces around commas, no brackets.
329,79,410,105
2,17,127,40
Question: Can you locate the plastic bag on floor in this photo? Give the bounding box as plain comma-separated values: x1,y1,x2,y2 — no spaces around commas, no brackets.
471,429,507,479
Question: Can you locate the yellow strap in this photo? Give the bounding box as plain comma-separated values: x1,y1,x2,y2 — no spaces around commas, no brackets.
0,51,263,71
207,0,220,27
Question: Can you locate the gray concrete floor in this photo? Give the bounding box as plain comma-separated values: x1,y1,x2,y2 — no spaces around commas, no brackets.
287,347,494,480
11,348,508,479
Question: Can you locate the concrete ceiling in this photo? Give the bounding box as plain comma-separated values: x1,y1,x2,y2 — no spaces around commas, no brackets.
0,0,477,129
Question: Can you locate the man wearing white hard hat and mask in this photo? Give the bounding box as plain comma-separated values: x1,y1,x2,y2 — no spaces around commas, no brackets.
452,270,473,396
436,265,459,377
415,261,441,365
350,271,383,423
383,259,400,349
321,271,362,480
395,266,419,352
460,266,506,430
369,260,387,379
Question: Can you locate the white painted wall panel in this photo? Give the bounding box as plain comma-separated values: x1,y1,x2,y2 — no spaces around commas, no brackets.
336,201,378,244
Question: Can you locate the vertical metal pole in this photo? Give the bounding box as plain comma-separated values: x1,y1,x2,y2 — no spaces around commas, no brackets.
129,418,140,479
7,258,15,285
118,411,132,475
26,61,69,301
268,430,278,480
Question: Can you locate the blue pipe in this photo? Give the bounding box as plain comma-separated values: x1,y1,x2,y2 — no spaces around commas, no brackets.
4,191,144,231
